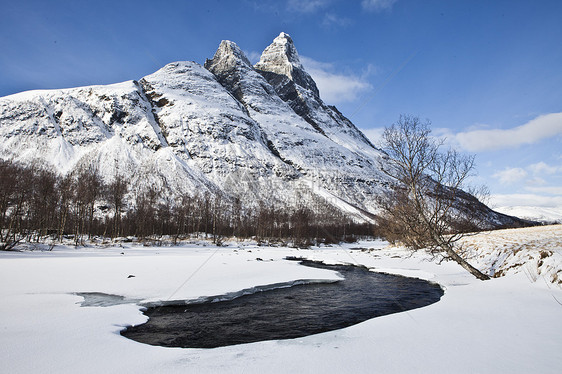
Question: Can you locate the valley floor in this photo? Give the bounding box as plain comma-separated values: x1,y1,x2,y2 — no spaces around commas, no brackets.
1,225,561,373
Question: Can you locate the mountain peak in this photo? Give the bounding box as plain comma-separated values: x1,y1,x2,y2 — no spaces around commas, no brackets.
270,32,300,65
205,40,252,69
204,40,257,104
255,32,319,97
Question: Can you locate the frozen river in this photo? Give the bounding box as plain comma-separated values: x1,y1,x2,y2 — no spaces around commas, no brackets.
122,259,444,348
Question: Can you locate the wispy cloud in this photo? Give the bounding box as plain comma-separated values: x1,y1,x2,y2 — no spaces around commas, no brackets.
361,0,398,12
300,56,372,104
490,193,562,208
322,13,353,28
528,161,560,175
245,50,262,65
492,161,561,186
526,186,562,195
455,112,562,152
493,167,528,184
287,0,332,13
249,0,281,13
526,177,547,187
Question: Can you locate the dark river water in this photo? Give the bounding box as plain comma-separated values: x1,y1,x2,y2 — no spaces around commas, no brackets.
121,260,443,348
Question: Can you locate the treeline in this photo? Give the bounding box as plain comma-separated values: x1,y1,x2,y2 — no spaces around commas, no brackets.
0,160,373,250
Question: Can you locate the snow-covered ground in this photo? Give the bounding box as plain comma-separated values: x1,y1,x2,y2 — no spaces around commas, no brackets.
1,226,561,373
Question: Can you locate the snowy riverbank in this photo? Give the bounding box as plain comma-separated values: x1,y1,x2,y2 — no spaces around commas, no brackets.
1,226,561,373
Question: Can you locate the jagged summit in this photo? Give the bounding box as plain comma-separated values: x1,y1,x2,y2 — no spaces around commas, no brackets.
255,32,320,98
258,32,303,69
204,40,261,104
205,40,252,69
252,33,378,154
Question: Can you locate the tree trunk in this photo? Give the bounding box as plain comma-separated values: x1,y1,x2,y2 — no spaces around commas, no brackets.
443,244,490,280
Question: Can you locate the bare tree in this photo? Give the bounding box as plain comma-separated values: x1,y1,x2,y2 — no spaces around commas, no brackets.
0,160,19,249
29,167,58,241
108,173,128,239
57,174,74,242
134,186,158,241
291,206,311,248
378,115,490,280
0,160,32,250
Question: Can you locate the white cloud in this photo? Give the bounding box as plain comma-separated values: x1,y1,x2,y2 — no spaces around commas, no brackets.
528,161,560,175
245,50,262,65
300,56,331,70
455,112,562,151
361,0,398,12
526,186,562,195
322,13,353,28
433,127,455,142
287,0,331,13
300,56,372,104
489,161,561,200
492,167,528,184
489,193,562,209
526,177,547,186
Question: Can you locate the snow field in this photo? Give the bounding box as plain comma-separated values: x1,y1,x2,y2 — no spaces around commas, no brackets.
1,226,561,373
457,224,562,284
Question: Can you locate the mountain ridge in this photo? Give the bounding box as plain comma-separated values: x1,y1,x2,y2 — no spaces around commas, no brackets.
0,33,524,227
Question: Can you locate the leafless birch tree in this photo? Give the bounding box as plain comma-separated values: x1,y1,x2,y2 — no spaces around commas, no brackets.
378,115,490,280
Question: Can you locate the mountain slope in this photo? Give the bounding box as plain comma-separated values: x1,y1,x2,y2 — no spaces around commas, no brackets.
205,38,391,214
254,33,377,156
0,33,524,226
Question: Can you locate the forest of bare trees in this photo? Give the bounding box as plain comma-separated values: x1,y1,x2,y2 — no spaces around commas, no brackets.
0,159,372,250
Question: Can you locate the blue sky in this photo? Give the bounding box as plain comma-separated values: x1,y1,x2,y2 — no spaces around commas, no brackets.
1,0,561,212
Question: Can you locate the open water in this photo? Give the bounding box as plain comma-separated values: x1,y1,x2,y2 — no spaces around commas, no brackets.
121,260,444,348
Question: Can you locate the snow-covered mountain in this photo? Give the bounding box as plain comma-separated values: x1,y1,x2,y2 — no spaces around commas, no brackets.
492,205,562,224
0,32,522,225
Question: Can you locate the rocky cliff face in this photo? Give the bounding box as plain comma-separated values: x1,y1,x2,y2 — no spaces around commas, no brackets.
204,36,392,215
254,33,376,152
255,32,321,99
0,33,521,225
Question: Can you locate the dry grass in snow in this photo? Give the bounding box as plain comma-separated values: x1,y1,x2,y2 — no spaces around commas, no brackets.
458,224,562,285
